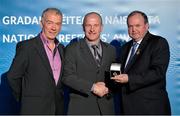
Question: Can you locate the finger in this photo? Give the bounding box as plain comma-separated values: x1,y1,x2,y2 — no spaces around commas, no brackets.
114,79,121,83
111,77,120,81
97,82,105,85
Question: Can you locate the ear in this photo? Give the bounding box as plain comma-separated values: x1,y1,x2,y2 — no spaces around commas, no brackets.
82,24,85,32
40,20,43,28
145,23,149,30
100,24,103,32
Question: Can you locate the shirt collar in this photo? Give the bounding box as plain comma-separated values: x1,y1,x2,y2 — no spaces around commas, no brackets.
136,39,142,44
133,38,143,45
85,37,101,48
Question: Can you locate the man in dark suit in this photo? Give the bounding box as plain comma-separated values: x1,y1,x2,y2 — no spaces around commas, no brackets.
111,10,171,114
7,8,64,114
62,12,116,115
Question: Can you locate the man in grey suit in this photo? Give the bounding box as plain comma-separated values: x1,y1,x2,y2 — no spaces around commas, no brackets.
111,10,171,114
7,8,65,114
62,12,116,115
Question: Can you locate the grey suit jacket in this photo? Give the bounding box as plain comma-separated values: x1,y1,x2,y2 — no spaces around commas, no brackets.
7,34,65,114
62,39,116,115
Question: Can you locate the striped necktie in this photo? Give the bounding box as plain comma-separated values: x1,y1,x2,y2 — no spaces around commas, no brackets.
91,45,102,67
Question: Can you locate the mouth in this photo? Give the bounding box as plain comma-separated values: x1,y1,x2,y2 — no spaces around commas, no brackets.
49,31,57,35
132,33,139,36
89,32,96,35
132,32,138,35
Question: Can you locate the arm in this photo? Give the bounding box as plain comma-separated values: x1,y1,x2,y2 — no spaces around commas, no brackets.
112,37,170,91
62,44,94,96
128,37,170,91
7,42,28,101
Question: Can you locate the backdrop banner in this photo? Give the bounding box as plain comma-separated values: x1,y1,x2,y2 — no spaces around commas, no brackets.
0,0,179,114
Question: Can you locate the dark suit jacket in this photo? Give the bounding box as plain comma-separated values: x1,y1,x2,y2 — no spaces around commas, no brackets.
7,34,64,114
119,32,171,114
62,39,116,115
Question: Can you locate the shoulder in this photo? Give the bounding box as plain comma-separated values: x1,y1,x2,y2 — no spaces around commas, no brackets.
121,40,132,49
65,40,79,50
16,36,37,49
148,33,169,47
64,39,84,59
65,38,84,50
102,41,116,50
102,41,116,56
58,43,65,49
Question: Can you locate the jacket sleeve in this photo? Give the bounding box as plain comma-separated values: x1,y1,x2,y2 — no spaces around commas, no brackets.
62,43,93,96
128,37,170,91
7,42,28,102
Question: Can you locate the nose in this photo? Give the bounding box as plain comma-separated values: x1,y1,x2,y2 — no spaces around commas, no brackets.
51,24,56,31
90,26,94,32
132,26,136,32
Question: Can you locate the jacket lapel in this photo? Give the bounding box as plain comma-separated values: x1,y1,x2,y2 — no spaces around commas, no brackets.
79,39,99,69
124,32,150,72
121,41,132,72
56,44,64,86
100,41,109,67
33,35,54,79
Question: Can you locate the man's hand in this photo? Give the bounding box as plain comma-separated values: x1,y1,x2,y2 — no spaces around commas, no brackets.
111,74,129,83
92,82,109,97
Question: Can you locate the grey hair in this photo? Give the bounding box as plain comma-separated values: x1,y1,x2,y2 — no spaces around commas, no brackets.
41,7,62,19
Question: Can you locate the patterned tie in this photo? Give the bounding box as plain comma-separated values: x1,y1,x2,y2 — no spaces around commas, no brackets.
91,45,102,67
126,42,138,66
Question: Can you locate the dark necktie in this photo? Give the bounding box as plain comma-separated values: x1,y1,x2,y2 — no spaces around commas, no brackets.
126,42,138,66
91,45,102,67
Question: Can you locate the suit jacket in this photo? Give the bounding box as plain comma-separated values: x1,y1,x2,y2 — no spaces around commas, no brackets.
119,32,171,114
62,39,116,115
7,34,64,114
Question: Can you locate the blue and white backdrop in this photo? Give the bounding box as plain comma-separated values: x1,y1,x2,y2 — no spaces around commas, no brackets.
0,0,180,115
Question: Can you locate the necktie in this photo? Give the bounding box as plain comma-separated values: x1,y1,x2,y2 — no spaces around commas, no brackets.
126,42,138,66
91,45,102,67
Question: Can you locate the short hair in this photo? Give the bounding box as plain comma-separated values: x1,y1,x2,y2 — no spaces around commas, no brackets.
83,12,103,25
127,10,149,24
41,7,62,19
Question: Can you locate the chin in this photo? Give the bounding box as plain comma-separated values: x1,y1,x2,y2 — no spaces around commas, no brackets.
47,37,55,40
91,36,99,40
90,38,98,41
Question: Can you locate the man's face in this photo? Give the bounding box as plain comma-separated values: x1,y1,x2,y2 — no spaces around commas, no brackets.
40,11,62,40
83,14,103,42
127,13,149,42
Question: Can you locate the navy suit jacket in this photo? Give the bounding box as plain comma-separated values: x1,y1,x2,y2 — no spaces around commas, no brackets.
119,32,171,114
